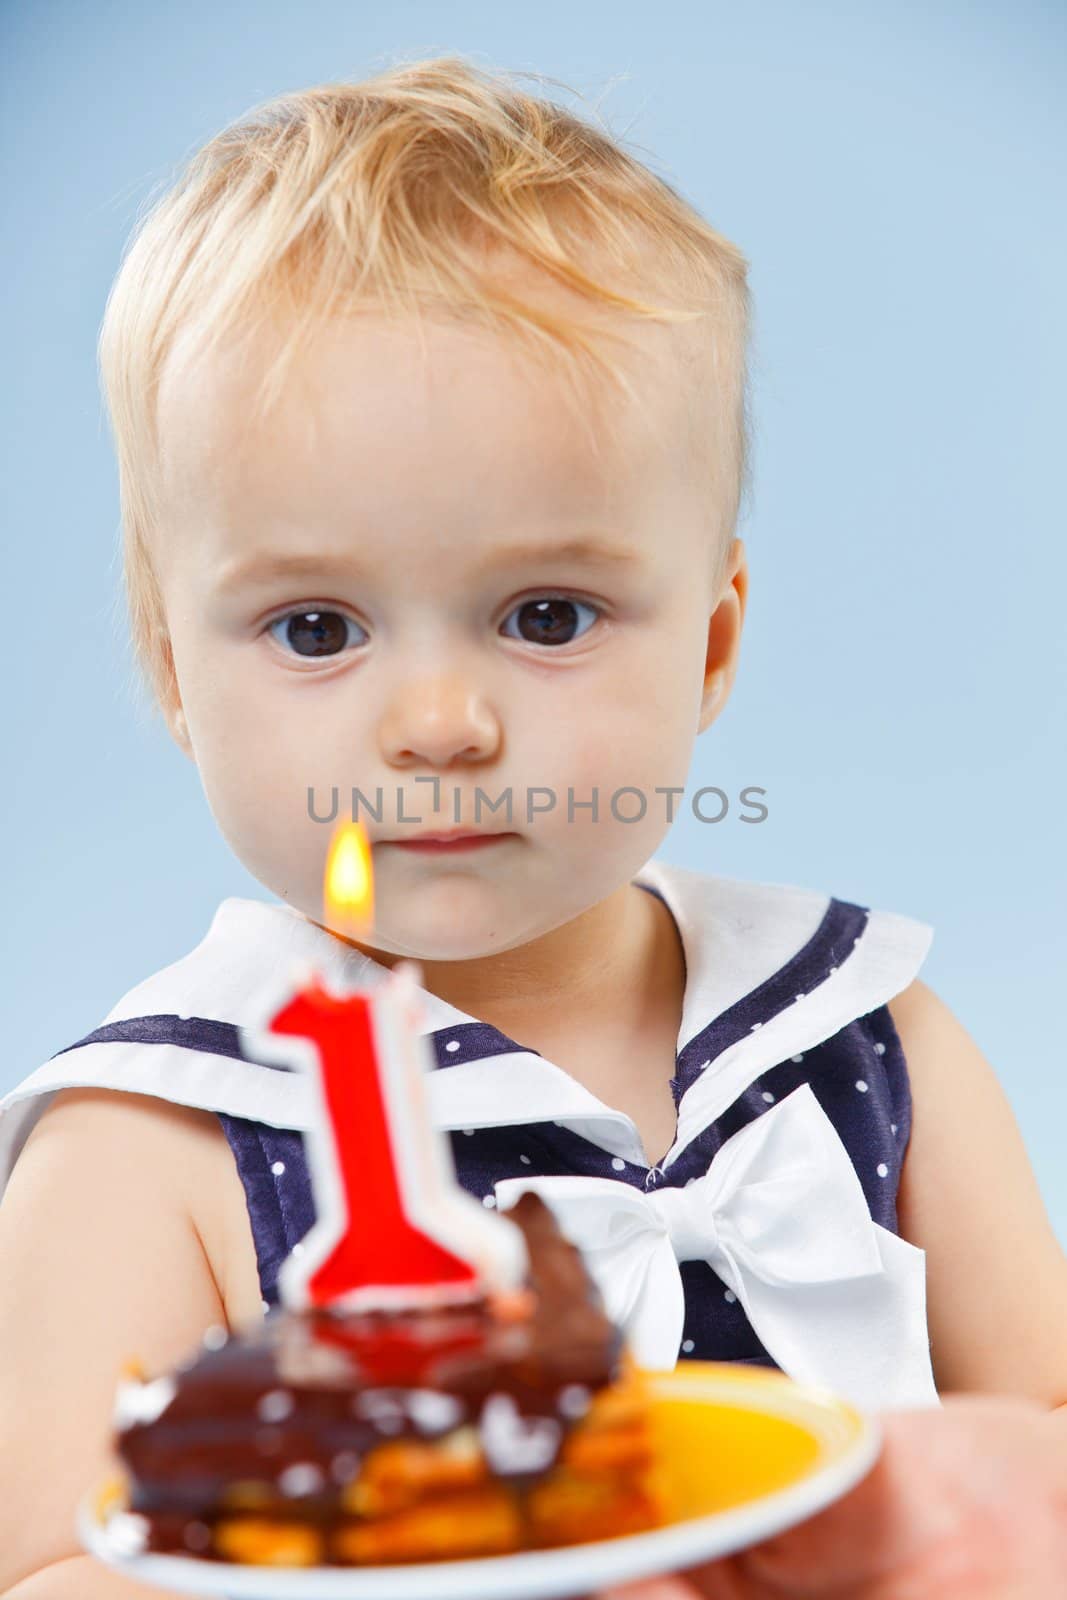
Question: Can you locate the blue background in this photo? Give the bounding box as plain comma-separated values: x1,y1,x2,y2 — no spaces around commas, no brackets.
3,3,1065,1243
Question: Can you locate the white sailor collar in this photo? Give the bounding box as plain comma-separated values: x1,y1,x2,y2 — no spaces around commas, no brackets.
0,860,933,1189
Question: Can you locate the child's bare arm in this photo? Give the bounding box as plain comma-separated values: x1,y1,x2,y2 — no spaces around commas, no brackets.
0,1088,234,1591
889,978,1067,1403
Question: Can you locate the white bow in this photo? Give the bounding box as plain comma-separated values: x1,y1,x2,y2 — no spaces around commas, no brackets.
495,1083,940,1413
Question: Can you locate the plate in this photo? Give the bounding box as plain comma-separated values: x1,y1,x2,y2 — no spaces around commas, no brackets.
78,1361,881,1600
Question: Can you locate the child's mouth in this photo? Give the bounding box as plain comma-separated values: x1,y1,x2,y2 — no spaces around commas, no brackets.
381,831,517,854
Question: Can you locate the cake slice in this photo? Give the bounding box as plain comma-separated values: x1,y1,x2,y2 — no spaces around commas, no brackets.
103,1193,660,1566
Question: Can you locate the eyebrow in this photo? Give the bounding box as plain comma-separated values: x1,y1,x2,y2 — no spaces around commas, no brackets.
214,536,644,594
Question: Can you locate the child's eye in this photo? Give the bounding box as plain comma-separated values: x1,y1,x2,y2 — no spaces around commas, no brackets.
500,596,600,648
266,609,367,659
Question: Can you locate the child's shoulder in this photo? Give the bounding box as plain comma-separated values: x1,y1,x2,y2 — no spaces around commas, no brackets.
19,1084,264,1331
21,1083,220,1201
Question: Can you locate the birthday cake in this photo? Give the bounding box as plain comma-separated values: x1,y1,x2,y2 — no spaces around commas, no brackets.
101,1192,659,1566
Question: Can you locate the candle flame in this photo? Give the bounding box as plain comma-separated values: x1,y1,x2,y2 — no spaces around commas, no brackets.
324,820,374,938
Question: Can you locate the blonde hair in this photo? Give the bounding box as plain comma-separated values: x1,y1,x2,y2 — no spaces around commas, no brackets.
97,53,754,719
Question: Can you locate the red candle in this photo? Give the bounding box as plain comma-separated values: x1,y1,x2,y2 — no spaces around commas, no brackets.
239,823,526,1313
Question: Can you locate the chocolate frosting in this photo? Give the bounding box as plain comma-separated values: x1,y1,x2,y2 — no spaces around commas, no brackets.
117,1193,622,1528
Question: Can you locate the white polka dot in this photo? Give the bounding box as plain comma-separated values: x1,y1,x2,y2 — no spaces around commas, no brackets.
761,1091,775,1103
482,1194,497,1208
794,993,805,1002
611,1157,626,1172
445,1039,461,1053
791,1053,804,1063
261,1299,271,1316
699,1059,711,1071
874,1041,886,1055
271,1160,286,1176
257,1388,294,1423
724,1289,737,1304
855,1080,869,1093
829,965,838,974
202,1324,228,1351
406,1391,464,1432
749,1021,763,1031
876,1163,889,1177
278,1462,326,1498
558,1384,592,1419
292,1242,305,1257
891,1123,898,1134
519,1154,531,1165
681,1339,695,1353
462,1128,475,1137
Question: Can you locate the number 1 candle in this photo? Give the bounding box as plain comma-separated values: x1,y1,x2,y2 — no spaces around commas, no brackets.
239,821,527,1313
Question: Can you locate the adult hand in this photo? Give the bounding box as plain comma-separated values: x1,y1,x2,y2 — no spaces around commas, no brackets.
594,1394,1067,1599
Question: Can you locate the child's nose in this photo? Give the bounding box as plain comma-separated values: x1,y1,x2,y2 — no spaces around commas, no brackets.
377,671,502,768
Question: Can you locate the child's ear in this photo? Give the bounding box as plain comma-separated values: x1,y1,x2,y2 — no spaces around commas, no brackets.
162,695,195,761
159,669,195,763
157,636,196,761
169,704,195,761
698,537,748,733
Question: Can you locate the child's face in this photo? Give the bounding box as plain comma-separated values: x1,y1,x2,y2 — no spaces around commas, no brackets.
152,309,745,960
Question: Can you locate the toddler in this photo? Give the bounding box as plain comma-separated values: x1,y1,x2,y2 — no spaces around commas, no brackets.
2,54,1065,1598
